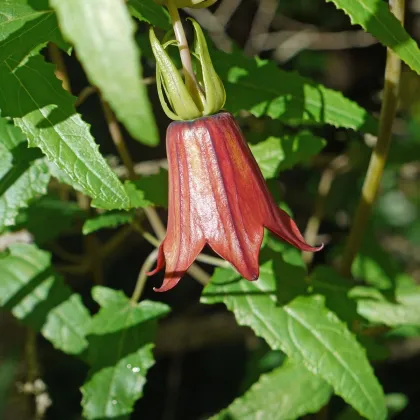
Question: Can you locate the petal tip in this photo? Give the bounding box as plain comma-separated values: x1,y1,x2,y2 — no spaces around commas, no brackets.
153,276,182,293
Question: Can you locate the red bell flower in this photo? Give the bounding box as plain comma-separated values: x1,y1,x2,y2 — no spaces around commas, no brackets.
148,112,322,292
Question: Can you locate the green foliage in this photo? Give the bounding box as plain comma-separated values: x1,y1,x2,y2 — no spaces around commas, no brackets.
15,195,84,244
81,286,169,419
212,49,377,133
0,244,91,355
50,0,159,146
213,360,332,420
0,0,65,63
0,55,129,209
326,0,420,75
129,169,169,208
83,211,135,235
127,0,171,30
0,0,419,418
202,263,386,420
0,116,50,230
250,131,326,178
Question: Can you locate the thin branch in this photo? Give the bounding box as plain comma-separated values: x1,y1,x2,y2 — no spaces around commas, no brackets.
101,99,136,179
48,43,71,92
303,155,349,265
340,0,404,277
131,248,159,303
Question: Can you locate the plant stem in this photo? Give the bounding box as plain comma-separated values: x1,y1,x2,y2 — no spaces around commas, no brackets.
48,43,71,92
131,248,159,303
339,0,404,277
167,0,202,99
303,155,349,265
101,99,136,179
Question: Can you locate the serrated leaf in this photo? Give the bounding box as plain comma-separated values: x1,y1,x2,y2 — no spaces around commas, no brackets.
50,0,159,146
212,48,377,133
0,54,129,209
14,195,84,244
0,243,91,355
130,169,168,208
128,0,171,30
83,211,135,235
0,117,50,229
0,0,65,63
202,268,386,420
250,132,326,178
213,360,332,420
353,276,420,327
311,266,360,326
326,0,420,75
81,286,170,419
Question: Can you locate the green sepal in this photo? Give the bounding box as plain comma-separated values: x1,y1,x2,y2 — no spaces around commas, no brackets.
189,18,226,115
149,28,201,120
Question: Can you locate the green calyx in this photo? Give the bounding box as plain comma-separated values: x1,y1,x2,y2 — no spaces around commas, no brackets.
149,19,226,121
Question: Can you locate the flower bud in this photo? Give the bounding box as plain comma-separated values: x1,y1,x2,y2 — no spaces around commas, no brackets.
149,19,226,121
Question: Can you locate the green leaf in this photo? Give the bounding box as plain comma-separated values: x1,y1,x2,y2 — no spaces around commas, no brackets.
213,360,332,420
0,243,91,355
212,48,377,133
311,266,361,326
50,0,159,146
0,117,50,229
83,211,135,235
310,266,389,361
14,195,84,244
124,181,154,208
0,54,129,209
129,169,168,208
0,0,65,63
202,268,386,420
250,132,326,178
128,0,171,30
326,0,420,75
337,393,408,420
353,275,420,327
81,286,170,419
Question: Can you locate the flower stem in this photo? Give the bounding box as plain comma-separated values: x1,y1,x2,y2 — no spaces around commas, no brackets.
167,0,202,100
101,99,136,179
131,248,159,303
339,0,404,277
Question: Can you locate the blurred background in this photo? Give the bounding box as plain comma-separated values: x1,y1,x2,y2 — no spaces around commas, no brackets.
1,0,420,419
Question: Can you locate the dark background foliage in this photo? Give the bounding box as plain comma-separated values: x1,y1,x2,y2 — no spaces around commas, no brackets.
1,0,420,419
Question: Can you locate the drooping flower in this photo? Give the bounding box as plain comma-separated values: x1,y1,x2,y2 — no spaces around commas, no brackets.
148,112,322,291
148,17,321,291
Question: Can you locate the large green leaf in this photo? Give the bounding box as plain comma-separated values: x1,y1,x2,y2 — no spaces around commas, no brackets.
326,0,420,75
0,117,50,229
250,132,326,178
213,360,332,420
0,243,91,355
202,265,386,420
212,49,377,133
81,286,170,419
0,0,65,63
128,0,171,29
50,0,159,146
0,55,129,209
